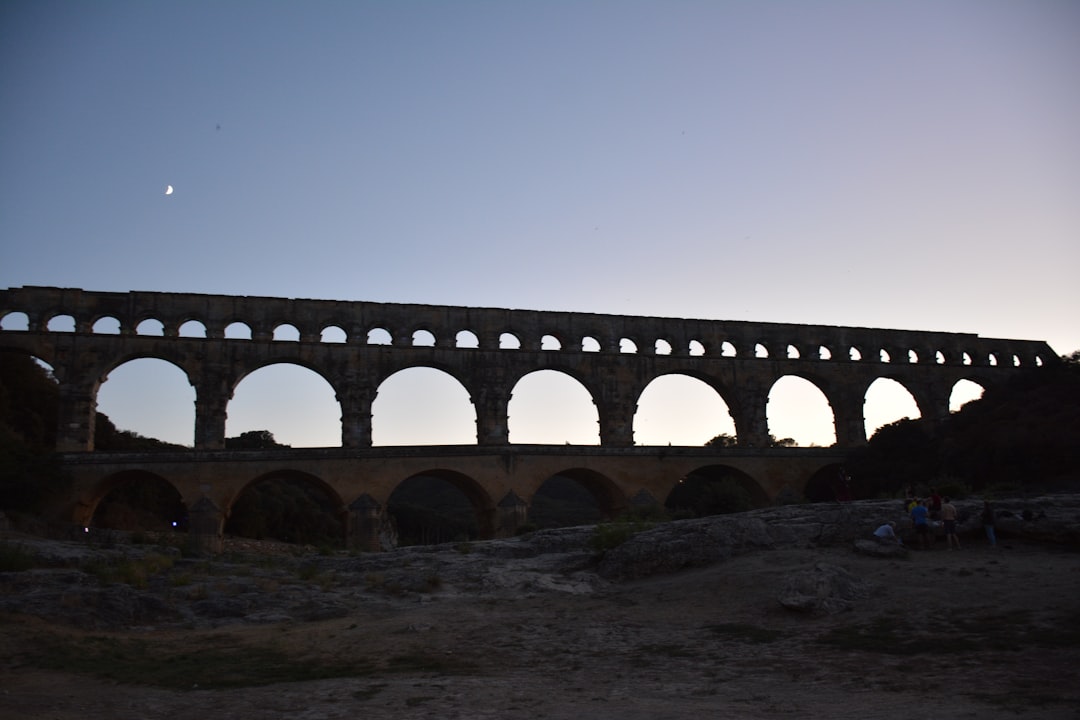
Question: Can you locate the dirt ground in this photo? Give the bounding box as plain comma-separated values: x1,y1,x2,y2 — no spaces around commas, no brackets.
2,538,1079,720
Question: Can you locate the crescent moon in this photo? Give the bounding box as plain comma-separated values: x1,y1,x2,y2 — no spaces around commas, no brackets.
165,185,174,195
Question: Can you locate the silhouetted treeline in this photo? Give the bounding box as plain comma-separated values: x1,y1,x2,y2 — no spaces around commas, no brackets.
225,430,290,449
0,352,67,514
844,352,1080,498
94,415,188,452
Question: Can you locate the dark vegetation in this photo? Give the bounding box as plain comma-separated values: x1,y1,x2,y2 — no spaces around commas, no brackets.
844,351,1080,499
0,352,68,514
665,472,756,517
706,433,796,448
388,476,478,546
225,475,344,547
2,348,1078,543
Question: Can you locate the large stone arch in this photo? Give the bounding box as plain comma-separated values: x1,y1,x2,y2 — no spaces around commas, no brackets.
862,375,923,441
803,462,848,502
526,467,626,520
80,469,187,530
225,360,343,447
765,373,838,447
632,371,739,446
371,365,477,446
387,468,497,540
89,349,194,393
93,355,197,447
948,376,986,412
507,364,603,409
225,469,346,516
507,368,601,445
224,469,347,545
664,464,770,514
226,357,340,398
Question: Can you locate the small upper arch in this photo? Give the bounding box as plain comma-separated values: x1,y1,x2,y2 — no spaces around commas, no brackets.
412,329,437,347
320,325,347,343
541,333,562,351
93,316,122,334
455,330,480,348
178,319,208,338
136,318,166,336
224,320,253,340
367,327,393,345
46,313,76,332
0,311,30,331
273,323,301,341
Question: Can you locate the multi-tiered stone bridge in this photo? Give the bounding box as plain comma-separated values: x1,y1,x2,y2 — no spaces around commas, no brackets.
0,286,1057,550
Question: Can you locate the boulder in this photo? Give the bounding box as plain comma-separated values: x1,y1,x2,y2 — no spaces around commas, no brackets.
853,538,909,558
777,562,873,614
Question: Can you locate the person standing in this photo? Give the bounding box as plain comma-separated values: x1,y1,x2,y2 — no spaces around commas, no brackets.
982,499,997,548
941,497,961,550
911,499,931,550
928,487,943,520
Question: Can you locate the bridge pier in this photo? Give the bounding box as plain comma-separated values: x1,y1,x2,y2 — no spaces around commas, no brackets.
347,494,383,551
194,392,228,450
187,496,224,556
496,491,529,537
56,385,96,452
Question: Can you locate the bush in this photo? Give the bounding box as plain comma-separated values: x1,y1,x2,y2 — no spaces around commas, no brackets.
934,477,972,500
983,480,1024,499
0,542,37,571
86,554,175,589
666,476,752,518
590,513,656,552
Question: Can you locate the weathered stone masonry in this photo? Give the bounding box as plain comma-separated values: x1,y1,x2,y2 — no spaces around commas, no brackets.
0,286,1059,550
0,286,1057,453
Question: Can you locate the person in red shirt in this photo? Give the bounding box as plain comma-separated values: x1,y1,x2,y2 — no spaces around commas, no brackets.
928,487,943,521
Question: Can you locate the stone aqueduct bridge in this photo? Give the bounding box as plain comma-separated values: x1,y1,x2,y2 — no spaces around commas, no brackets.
0,286,1058,550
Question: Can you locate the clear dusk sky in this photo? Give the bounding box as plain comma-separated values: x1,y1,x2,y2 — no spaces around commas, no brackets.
1,1,1077,449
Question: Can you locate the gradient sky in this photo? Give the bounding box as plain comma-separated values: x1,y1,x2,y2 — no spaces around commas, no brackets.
2,1,1077,448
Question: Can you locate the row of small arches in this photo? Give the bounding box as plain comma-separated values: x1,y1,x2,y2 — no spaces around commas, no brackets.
0,311,1042,367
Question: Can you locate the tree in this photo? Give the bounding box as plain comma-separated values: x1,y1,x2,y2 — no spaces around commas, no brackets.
844,355,1080,496
94,413,188,452
845,418,939,498
0,352,69,514
705,433,796,448
225,430,290,449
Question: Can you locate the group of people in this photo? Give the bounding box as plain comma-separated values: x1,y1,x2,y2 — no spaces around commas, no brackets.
874,488,998,550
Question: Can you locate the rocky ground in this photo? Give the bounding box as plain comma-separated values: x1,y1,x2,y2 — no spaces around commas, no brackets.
1,496,1079,719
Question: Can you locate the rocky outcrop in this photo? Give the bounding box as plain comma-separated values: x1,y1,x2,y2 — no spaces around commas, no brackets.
2,495,1078,630
852,538,909,558
777,562,874,614
595,494,1080,580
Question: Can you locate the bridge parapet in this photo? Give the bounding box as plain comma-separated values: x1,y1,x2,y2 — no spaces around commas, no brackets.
1,286,1057,367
